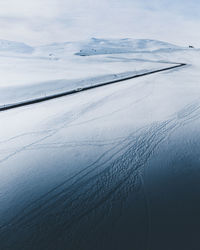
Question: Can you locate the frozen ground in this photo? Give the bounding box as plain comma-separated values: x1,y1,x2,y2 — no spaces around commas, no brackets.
0,39,200,250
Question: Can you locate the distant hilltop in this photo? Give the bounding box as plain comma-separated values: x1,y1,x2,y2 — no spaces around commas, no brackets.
0,39,34,54
0,38,187,57
75,38,183,56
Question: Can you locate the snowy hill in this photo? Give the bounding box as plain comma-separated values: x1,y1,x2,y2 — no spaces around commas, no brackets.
0,40,34,54
0,38,184,58
34,38,184,58
75,38,183,56
34,42,79,58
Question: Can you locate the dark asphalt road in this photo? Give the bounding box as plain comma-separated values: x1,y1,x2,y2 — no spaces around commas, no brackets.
0,63,186,112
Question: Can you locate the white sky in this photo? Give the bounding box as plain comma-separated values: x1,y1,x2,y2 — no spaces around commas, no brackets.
0,0,199,46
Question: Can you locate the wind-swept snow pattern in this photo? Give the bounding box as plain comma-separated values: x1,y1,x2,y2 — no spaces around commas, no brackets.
0,38,200,250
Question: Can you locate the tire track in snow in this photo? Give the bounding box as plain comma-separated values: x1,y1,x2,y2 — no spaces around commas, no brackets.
0,90,124,165
1,100,200,249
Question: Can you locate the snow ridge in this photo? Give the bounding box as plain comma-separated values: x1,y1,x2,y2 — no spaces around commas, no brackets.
0,40,34,54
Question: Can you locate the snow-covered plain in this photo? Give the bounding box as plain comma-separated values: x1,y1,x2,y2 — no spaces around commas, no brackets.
0,38,200,250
